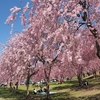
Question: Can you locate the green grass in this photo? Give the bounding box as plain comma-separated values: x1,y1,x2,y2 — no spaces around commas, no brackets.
1,74,100,100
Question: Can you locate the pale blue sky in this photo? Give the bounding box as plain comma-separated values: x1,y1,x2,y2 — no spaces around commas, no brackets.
0,0,29,53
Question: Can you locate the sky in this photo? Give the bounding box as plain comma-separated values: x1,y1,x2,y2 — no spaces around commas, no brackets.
0,0,29,53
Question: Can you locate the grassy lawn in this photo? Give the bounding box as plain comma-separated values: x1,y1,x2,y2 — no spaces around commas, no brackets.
1,75,100,100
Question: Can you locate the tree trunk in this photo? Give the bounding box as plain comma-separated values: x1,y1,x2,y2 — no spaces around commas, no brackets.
44,69,50,100
26,70,30,96
16,85,18,90
86,23,100,59
77,73,82,86
79,1,100,59
25,67,39,96
9,80,13,91
15,81,18,91
15,83,19,93
26,83,29,96
45,81,50,100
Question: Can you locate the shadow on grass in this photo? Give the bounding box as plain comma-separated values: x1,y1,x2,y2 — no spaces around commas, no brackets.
52,82,100,92
0,87,26,100
0,87,47,100
52,84,72,90
49,92,74,100
1,87,100,100
0,87,75,100
52,80,79,91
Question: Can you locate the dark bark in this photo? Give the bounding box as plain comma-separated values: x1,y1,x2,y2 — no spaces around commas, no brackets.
78,1,100,59
44,69,50,100
26,71,30,96
45,81,50,100
77,73,82,86
9,80,13,91
26,69,39,96
15,81,18,92
87,24,100,59
26,83,29,96
96,41,100,59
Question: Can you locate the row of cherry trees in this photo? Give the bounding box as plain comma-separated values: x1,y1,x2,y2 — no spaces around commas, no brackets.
0,0,100,99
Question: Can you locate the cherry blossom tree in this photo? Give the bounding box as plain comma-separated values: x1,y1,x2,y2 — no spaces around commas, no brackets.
0,32,39,94
0,44,23,90
3,0,100,99
4,1,68,98
7,32,40,95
